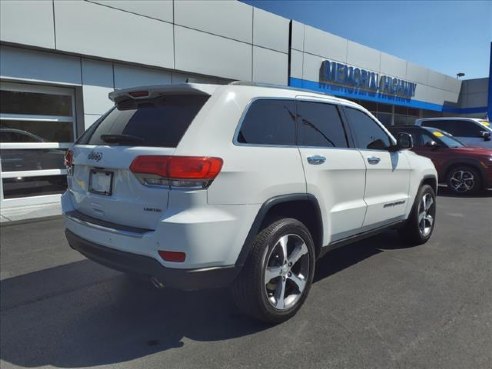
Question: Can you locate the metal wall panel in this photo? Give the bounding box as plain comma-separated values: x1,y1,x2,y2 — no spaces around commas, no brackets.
252,47,288,85
347,41,380,71
380,53,407,78
54,1,174,69
0,46,81,85
302,53,326,83
81,59,114,115
304,25,347,63
253,8,289,53
84,114,102,129
291,21,305,52
0,0,55,49
174,0,252,44
174,25,252,81
87,0,173,22
427,71,448,91
290,49,304,79
113,64,172,89
406,62,429,86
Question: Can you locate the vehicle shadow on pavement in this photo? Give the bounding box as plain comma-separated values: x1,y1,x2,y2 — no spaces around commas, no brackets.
314,230,412,283
1,230,409,368
0,260,268,368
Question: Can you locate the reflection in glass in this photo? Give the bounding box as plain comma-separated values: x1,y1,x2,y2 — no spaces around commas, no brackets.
0,148,66,171
0,90,72,116
0,121,73,143
2,175,67,199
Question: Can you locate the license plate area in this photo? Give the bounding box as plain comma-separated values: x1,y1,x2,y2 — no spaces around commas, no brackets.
89,169,113,196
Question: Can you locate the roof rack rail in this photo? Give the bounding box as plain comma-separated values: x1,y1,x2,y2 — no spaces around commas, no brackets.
228,80,335,97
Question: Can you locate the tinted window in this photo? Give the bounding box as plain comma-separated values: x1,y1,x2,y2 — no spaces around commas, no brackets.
86,95,209,147
237,99,295,145
421,120,482,137
297,101,348,148
345,108,391,150
0,90,72,116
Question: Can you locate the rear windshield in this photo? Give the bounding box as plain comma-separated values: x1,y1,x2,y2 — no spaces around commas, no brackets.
80,95,209,147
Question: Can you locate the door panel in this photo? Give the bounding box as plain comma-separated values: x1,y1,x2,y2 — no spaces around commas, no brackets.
296,99,366,244
299,148,367,243
359,149,411,227
343,107,411,229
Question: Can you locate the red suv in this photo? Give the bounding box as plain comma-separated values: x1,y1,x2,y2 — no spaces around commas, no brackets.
389,126,492,195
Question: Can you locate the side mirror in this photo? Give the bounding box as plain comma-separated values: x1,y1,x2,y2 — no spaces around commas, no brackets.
481,131,491,141
424,140,439,150
396,132,413,150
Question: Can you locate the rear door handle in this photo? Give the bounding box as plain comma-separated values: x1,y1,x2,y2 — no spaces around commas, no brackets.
307,155,326,165
367,156,381,165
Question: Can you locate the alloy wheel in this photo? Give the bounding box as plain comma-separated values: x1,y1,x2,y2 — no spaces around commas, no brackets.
264,234,310,310
449,170,475,193
418,193,435,237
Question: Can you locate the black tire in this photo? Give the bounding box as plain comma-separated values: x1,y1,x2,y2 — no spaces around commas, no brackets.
446,166,482,195
398,184,436,246
231,218,316,324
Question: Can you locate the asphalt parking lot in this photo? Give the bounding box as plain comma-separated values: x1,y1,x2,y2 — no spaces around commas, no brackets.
1,189,491,369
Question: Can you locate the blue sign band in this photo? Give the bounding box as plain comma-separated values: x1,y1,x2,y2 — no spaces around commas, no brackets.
289,77,487,114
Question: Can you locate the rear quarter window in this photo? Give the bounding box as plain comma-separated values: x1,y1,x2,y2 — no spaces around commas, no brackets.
81,95,209,147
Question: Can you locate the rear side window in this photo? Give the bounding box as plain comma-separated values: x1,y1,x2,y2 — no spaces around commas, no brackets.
297,101,348,148
237,99,296,146
83,95,209,147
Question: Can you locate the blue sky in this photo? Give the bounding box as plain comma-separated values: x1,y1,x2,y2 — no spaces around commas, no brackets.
242,1,492,80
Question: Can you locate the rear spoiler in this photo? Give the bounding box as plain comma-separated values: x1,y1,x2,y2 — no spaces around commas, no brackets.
109,83,218,103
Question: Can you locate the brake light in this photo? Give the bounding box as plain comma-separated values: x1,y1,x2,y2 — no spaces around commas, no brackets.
158,250,186,262
64,150,73,170
130,156,223,189
128,91,149,98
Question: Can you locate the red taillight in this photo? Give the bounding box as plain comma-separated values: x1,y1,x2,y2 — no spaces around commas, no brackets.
64,149,73,169
130,156,223,181
158,250,186,262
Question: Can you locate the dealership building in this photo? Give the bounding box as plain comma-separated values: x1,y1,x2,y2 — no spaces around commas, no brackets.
0,0,490,221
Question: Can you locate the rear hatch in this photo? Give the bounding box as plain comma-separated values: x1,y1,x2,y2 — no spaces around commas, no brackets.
68,86,213,230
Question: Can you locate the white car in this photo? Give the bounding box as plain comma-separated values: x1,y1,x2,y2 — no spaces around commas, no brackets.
62,82,437,323
415,117,492,148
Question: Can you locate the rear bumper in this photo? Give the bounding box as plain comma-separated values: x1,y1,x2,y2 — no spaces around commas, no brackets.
65,230,240,290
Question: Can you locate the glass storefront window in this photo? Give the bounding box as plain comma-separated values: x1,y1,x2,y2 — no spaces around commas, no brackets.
2,175,67,199
0,82,75,204
0,120,73,143
0,90,72,116
0,148,66,172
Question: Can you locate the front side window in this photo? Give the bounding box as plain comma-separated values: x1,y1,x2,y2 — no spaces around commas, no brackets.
237,99,296,146
344,108,391,150
297,101,348,148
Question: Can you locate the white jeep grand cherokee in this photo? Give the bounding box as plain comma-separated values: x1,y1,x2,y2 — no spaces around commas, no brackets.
62,82,437,323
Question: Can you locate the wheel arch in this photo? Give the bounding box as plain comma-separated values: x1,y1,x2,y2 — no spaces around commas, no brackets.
421,174,438,193
234,194,323,267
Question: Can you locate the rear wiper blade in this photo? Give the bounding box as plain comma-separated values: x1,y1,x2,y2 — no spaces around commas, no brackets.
100,134,144,144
